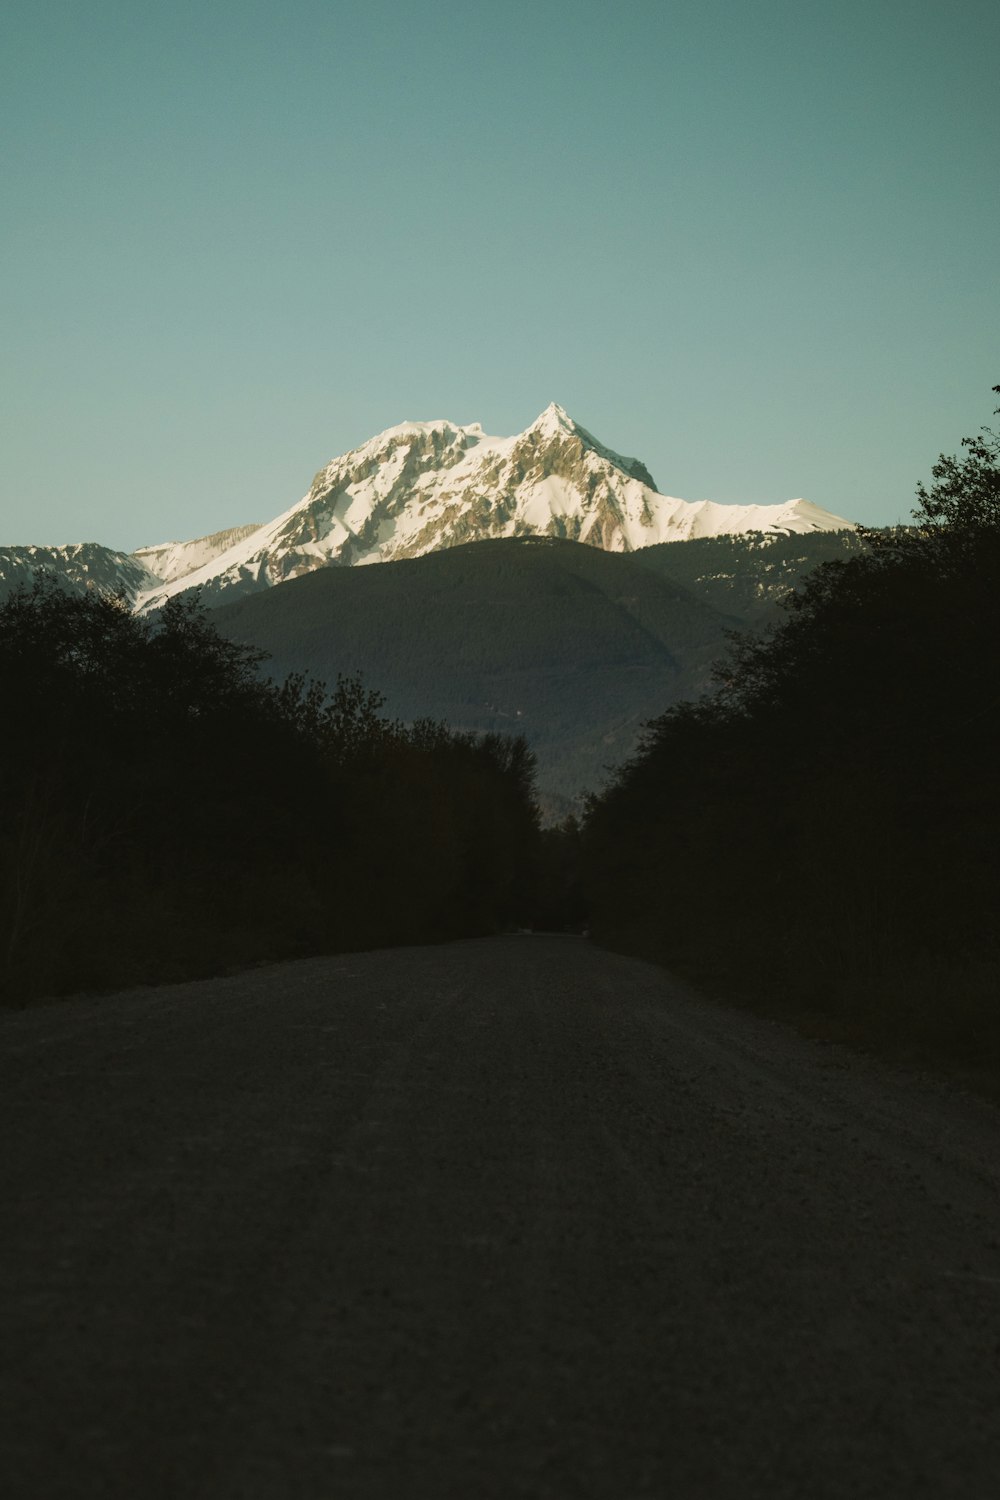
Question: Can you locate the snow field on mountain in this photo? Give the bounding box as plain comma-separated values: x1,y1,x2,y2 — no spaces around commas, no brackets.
134,403,852,612
0,403,855,611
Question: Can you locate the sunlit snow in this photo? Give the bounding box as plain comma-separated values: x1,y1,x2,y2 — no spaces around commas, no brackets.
119,405,855,614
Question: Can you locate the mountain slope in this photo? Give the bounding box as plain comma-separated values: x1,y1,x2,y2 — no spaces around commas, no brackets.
0,543,160,604
210,536,745,816
632,529,866,622
0,528,260,605
136,404,854,611
132,525,262,585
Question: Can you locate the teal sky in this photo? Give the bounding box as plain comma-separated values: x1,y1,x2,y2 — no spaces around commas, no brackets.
3,0,997,550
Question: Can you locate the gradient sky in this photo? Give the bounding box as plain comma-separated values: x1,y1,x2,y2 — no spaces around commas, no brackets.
3,0,997,550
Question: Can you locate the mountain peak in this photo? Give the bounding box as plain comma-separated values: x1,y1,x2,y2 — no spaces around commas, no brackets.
118,408,855,612
526,402,577,437
517,404,658,490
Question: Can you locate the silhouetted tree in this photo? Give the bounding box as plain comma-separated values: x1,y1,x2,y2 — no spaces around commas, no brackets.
913,385,1000,533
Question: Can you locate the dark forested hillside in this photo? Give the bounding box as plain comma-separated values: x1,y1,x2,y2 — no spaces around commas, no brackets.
211,537,746,817
632,528,861,622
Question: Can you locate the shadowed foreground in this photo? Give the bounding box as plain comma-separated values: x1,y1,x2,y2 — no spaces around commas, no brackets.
2,936,999,1498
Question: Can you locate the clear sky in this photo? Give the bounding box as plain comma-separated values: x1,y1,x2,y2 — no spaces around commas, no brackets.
3,0,997,550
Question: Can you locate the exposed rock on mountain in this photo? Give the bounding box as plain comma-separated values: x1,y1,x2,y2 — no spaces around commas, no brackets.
0,529,261,606
0,543,160,604
133,404,854,611
132,525,262,585
0,405,855,611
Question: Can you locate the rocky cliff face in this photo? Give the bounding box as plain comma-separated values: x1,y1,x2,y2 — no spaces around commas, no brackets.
0,543,161,605
0,528,264,606
133,404,854,611
0,405,854,610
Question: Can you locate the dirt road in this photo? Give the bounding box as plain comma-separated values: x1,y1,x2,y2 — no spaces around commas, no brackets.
2,936,999,1497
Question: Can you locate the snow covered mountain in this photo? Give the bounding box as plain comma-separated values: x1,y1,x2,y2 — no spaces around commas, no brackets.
0,405,855,610
0,529,262,606
133,404,854,611
0,542,162,604
132,524,262,585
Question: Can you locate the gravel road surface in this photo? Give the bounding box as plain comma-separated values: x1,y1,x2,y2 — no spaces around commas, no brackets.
2,935,999,1498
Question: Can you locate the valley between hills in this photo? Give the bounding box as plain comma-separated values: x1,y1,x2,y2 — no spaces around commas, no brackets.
2,388,997,1098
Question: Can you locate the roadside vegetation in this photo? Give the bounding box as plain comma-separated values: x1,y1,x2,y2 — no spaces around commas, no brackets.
0,587,538,1004
582,387,1000,1071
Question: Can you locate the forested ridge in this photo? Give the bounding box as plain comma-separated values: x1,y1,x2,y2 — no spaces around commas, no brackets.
582,388,1000,1067
211,531,858,818
211,536,736,820
631,528,865,622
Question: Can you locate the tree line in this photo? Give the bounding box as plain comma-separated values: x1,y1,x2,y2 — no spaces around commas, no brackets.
0,586,539,1004
580,387,1000,1065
